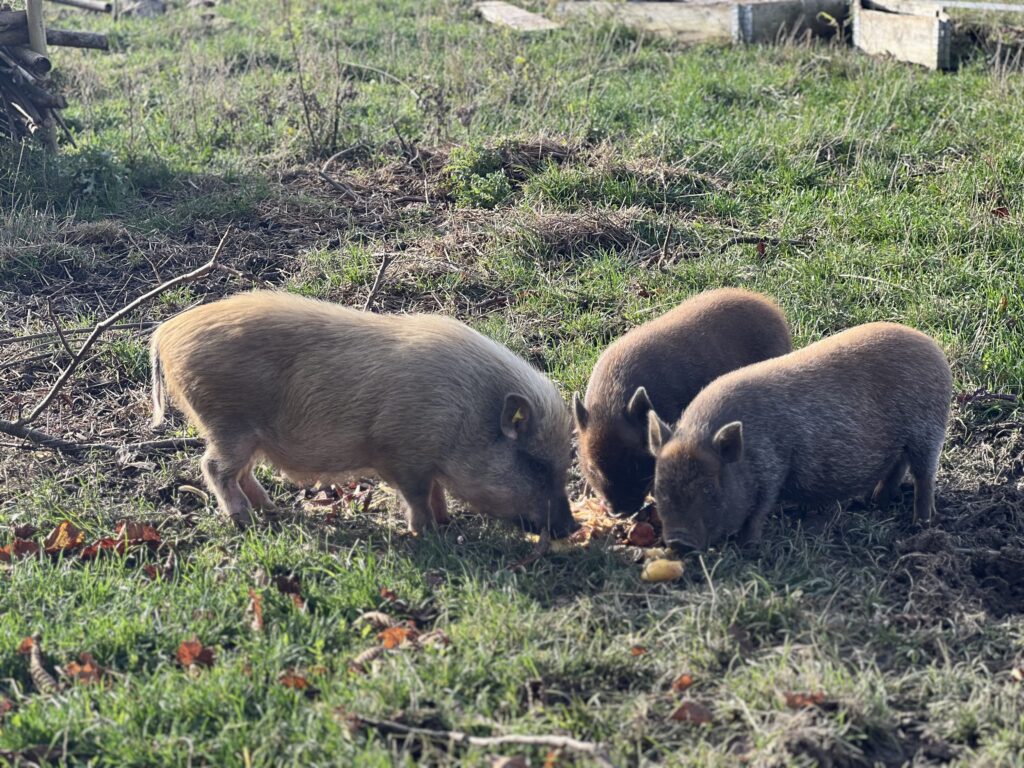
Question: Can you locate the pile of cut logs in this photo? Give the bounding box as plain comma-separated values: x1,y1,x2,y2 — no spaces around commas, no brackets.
0,0,107,145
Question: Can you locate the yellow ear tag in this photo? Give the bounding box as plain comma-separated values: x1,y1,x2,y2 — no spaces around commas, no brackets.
512,407,526,424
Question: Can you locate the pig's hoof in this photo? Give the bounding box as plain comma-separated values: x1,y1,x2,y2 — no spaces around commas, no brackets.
230,510,254,529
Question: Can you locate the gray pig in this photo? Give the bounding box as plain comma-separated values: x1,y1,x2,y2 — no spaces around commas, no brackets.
150,290,578,537
573,288,791,516
647,322,952,551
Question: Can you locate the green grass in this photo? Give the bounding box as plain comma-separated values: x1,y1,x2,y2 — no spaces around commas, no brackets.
2,0,1024,765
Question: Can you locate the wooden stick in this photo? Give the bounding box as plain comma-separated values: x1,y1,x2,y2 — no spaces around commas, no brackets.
0,27,109,49
0,9,27,32
46,0,113,12
24,0,56,150
350,715,614,767
15,226,232,427
0,322,159,348
45,299,75,359
362,254,394,312
6,46,51,76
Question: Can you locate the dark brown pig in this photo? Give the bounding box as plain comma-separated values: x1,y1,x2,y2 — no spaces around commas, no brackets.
150,290,577,537
573,288,791,515
647,322,952,551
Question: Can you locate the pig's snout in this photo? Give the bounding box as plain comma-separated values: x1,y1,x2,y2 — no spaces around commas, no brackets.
665,532,706,554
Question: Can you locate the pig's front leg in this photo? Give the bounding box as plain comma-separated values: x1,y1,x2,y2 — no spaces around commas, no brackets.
429,480,451,526
391,474,437,535
735,499,776,552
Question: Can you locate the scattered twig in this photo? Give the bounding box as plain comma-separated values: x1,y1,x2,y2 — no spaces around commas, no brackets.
20,226,232,426
0,322,160,348
318,167,362,202
0,228,232,452
957,388,1018,407
362,254,394,312
348,715,614,767
45,298,74,359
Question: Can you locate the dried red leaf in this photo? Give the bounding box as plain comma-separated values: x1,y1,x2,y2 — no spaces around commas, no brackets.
670,699,713,724
13,524,38,539
17,637,35,655
626,522,657,547
43,521,85,554
0,538,41,562
116,521,161,546
176,638,215,668
65,653,103,684
377,625,419,649
630,645,647,657
142,564,160,580
79,538,125,561
756,240,767,257
247,589,264,632
783,690,827,709
379,586,398,602
279,671,310,689
671,673,695,692
0,696,12,719
993,206,1010,218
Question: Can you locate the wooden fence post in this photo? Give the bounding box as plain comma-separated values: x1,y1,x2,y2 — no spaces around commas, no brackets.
25,0,58,149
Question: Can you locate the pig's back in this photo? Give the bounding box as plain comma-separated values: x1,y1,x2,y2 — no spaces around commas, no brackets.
154,291,563,448
586,288,790,419
682,322,951,502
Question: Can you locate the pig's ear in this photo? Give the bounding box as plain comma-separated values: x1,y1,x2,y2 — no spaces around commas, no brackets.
501,394,532,440
712,421,743,464
572,393,589,431
647,410,672,457
626,386,653,421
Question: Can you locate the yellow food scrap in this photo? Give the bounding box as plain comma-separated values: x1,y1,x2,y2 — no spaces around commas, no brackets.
641,559,684,582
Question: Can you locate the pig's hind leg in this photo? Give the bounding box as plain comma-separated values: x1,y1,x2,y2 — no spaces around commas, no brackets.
907,441,941,524
429,480,451,526
390,474,437,536
201,446,255,528
240,468,276,512
871,456,910,509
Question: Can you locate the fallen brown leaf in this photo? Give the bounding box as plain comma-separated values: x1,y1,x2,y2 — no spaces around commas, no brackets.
0,697,12,719
379,586,398,602
13,524,38,539
274,575,306,610
671,673,695,692
116,521,161,546
176,638,215,669
16,637,34,655
0,539,41,562
670,699,713,724
247,589,264,633
993,206,1011,218
378,625,419,649
783,690,827,709
79,538,125,561
279,671,310,689
65,653,103,684
630,645,647,657
43,521,85,555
